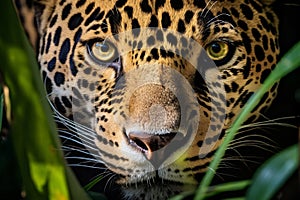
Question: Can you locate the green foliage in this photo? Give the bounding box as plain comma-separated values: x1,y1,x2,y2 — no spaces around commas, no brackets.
0,1,90,200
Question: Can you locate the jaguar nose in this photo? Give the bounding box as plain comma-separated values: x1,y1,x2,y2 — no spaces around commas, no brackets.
128,132,177,161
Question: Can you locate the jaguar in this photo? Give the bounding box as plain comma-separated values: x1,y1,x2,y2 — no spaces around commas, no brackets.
13,0,279,199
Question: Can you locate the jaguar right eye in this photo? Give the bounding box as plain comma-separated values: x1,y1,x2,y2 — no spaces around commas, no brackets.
87,40,118,63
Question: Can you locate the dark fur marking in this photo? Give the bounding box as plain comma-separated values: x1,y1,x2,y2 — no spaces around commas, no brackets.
241,32,252,54
193,0,206,8
170,0,183,10
161,12,171,28
115,0,127,8
76,0,86,8
68,13,83,30
62,96,72,108
49,14,58,28
251,28,261,41
47,57,56,72
54,72,65,86
177,19,186,33
260,69,271,84
45,33,52,54
59,38,70,64
149,15,158,27
254,45,265,61
62,3,72,20
84,7,100,26
155,0,166,12
54,26,62,46
132,18,140,37
184,10,194,24
124,6,133,18
55,97,67,114
107,9,122,34
140,0,152,13
85,2,95,15
240,4,253,20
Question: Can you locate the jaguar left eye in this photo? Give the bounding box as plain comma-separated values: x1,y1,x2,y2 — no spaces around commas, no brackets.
88,40,117,63
205,40,236,66
206,41,229,60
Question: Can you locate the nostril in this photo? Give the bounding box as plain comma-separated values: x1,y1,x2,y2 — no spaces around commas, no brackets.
128,132,177,154
130,137,149,152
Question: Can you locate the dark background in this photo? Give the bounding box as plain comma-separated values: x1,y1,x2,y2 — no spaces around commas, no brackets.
272,0,300,120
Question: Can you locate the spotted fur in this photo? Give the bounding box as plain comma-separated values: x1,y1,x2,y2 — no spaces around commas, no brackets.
14,0,279,199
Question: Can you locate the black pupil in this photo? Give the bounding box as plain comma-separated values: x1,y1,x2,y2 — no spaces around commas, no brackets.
211,43,221,53
100,43,109,52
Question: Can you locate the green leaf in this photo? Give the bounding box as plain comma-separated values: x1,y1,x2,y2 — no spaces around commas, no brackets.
0,1,90,200
246,144,299,200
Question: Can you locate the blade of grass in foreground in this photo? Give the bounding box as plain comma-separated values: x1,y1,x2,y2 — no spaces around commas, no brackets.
205,180,250,198
84,175,103,191
194,41,300,200
0,1,90,200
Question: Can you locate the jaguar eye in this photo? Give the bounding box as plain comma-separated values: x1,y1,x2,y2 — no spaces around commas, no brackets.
205,40,236,66
88,40,117,63
206,41,229,61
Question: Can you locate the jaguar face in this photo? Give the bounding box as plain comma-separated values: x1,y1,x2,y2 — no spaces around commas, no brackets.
14,0,279,199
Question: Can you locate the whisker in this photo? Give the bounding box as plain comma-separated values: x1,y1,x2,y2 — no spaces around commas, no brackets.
67,164,105,169
230,134,276,146
205,14,231,26
58,130,96,146
203,0,217,18
61,146,101,158
64,156,103,164
104,173,118,192
238,116,298,130
54,114,97,136
221,156,262,165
